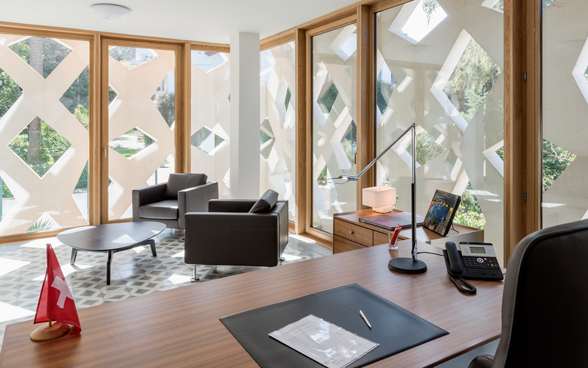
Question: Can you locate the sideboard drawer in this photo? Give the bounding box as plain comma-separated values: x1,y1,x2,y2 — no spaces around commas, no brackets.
334,236,368,254
334,220,373,247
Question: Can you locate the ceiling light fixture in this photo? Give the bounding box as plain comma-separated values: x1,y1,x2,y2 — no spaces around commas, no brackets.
90,3,132,20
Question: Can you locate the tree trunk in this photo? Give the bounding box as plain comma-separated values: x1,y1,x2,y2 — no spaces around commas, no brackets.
28,37,44,166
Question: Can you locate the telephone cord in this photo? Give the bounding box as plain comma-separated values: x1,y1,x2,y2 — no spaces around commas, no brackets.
448,275,477,295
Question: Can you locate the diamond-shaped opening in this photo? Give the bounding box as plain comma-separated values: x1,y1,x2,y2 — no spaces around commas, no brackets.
317,79,339,114
377,65,397,115
284,88,292,110
406,130,447,165
109,47,157,70
9,37,71,78
191,127,225,154
60,66,90,130
109,127,156,159
260,118,275,160
543,139,576,193
329,25,357,62
26,213,59,233
496,146,504,160
72,161,89,223
9,117,72,178
341,121,357,165
147,155,175,185
454,182,487,230
152,69,175,129
0,68,23,118
108,85,118,106
0,175,16,223
191,51,228,73
390,0,447,45
443,38,502,124
317,166,329,186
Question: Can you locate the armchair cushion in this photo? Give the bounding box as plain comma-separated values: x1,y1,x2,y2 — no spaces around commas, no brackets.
164,173,207,200
139,200,178,220
249,189,279,213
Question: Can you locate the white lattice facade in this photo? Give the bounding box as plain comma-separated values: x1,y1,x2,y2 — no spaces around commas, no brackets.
0,35,90,236
260,42,296,221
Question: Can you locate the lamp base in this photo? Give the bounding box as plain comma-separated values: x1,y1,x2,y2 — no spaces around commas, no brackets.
373,205,394,213
388,257,427,274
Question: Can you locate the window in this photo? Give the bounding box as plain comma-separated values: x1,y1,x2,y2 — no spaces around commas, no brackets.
312,24,358,233
260,42,296,221
375,0,505,261
0,34,90,235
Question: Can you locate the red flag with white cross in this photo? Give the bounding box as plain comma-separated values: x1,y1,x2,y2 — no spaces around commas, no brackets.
33,244,81,334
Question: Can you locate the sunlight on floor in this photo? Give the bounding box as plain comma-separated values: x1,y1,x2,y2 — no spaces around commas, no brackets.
0,258,29,277
168,274,192,285
0,302,35,323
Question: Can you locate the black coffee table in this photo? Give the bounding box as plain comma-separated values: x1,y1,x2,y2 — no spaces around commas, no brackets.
57,222,166,285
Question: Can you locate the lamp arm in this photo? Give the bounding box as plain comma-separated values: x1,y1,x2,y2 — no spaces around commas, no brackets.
340,123,415,181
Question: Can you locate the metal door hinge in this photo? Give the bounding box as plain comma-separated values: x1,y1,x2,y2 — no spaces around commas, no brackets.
103,146,107,158
524,72,527,82
181,46,183,51
181,100,183,106
181,157,184,163
524,191,527,203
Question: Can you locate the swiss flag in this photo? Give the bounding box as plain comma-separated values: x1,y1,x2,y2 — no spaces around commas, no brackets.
33,244,81,334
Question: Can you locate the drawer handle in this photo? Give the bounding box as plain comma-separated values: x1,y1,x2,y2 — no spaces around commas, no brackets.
349,231,354,235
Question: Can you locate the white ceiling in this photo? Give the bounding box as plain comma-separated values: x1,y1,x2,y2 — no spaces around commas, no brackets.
0,0,360,44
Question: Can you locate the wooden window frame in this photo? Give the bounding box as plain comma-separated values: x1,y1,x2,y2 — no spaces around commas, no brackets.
0,0,541,264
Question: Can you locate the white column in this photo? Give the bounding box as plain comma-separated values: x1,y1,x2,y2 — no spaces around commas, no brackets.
230,32,260,199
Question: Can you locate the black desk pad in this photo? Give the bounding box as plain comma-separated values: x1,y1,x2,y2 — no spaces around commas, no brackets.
220,284,449,367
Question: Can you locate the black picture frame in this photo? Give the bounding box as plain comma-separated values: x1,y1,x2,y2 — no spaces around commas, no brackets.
422,190,462,237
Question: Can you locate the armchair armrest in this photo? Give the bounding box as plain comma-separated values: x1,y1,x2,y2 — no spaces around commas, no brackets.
133,183,167,222
178,181,219,228
208,199,257,213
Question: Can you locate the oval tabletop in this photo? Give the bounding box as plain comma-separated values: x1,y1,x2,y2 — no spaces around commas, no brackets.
57,222,166,252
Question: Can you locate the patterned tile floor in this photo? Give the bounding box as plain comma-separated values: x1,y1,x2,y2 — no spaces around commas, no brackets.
0,230,332,350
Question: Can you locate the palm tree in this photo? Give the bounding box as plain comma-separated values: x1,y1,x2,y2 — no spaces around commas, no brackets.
28,37,44,166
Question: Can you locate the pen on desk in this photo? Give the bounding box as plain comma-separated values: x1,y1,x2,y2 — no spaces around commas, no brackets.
359,310,372,329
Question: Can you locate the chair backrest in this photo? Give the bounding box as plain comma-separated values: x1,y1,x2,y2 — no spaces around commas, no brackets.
163,173,207,199
493,219,588,367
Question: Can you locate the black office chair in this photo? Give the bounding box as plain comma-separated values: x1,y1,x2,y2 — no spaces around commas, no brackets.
469,219,588,368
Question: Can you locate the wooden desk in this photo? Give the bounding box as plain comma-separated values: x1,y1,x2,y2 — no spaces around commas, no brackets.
334,209,484,253
0,241,503,368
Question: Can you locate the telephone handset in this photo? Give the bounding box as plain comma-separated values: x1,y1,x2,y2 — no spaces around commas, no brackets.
443,241,504,294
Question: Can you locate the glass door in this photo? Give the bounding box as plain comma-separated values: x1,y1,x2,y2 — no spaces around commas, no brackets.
103,40,180,221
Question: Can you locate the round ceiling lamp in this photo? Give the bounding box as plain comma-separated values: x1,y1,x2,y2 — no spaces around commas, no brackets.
90,4,132,20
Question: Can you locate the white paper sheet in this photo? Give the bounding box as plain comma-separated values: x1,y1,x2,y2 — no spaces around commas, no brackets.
269,314,379,368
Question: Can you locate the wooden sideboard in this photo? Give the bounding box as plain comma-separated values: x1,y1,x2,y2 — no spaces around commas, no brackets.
333,209,484,253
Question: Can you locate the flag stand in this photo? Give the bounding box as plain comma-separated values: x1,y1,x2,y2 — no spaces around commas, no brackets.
30,318,70,342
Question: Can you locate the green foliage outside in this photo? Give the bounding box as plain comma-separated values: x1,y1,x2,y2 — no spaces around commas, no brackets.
26,218,54,233
454,183,486,229
443,39,502,124
543,140,576,192
2,181,13,198
406,131,447,165
319,82,338,113
155,91,175,127
9,121,72,178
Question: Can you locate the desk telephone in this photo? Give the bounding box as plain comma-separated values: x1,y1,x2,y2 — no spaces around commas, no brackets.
443,241,503,294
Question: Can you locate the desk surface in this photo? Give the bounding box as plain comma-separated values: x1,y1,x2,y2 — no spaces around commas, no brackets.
0,240,504,368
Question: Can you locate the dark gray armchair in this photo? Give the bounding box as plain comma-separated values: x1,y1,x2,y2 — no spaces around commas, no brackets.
469,219,588,368
184,191,288,281
132,173,218,230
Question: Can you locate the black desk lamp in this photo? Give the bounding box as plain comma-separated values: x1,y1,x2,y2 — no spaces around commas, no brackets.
338,123,426,274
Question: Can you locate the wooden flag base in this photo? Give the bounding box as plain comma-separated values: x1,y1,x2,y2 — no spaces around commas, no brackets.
30,321,70,342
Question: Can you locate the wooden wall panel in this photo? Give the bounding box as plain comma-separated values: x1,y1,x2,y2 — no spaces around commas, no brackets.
295,29,308,235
